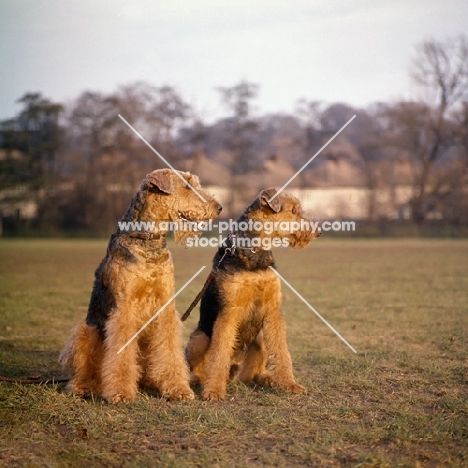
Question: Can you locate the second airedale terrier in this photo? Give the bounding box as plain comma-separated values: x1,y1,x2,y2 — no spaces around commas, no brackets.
186,188,320,400
60,169,222,403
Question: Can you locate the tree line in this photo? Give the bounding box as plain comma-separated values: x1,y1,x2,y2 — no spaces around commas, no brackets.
1,36,467,235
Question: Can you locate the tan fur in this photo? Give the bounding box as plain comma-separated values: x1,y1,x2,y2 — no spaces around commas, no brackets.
186,189,320,400
60,322,104,396
60,169,221,403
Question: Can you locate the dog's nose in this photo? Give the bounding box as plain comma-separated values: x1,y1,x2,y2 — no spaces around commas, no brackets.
216,204,223,213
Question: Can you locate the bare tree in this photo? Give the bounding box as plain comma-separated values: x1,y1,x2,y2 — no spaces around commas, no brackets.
62,83,193,233
217,80,260,215
217,80,260,175
411,36,468,112
384,35,468,224
115,82,191,169
294,99,323,163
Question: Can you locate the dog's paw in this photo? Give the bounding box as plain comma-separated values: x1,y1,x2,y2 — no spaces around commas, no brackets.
281,381,306,394
163,386,195,401
66,385,89,397
67,381,99,398
255,374,306,394
202,386,226,401
104,392,136,404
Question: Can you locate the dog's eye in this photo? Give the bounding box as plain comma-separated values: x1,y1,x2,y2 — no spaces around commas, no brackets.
185,183,191,190
292,207,296,214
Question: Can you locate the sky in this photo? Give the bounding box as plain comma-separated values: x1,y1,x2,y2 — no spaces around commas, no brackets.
1,0,467,122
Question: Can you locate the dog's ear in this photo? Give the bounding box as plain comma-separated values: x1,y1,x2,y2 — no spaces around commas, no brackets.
260,189,281,213
146,171,174,194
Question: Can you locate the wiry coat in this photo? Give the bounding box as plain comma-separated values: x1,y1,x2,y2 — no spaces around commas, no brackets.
60,169,222,403
186,189,320,400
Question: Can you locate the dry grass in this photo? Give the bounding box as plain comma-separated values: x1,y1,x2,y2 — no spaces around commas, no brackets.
0,238,467,467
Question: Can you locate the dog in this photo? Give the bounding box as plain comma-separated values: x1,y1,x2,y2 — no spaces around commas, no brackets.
186,188,320,400
60,169,222,403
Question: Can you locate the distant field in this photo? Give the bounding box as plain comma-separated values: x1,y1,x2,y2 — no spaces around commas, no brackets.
0,238,467,467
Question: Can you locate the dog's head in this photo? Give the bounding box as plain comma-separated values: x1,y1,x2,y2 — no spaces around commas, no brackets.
238,188,320,249
128,169,222,243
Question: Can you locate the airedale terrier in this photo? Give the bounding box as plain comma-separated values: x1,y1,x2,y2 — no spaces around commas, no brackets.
60,169,222,403
186,189,320,400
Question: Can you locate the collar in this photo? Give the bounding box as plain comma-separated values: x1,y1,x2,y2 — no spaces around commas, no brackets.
223,232,262,254
127,231,162,240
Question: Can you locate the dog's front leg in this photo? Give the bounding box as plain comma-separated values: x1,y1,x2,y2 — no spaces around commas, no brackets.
143,312,195,401
202,311,239,401
257,308,306,394
101,311,142,404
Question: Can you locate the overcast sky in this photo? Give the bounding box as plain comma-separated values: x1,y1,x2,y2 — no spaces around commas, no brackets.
1,0,467,121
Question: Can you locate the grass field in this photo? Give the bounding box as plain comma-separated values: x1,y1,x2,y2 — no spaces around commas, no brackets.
0,238,467,467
